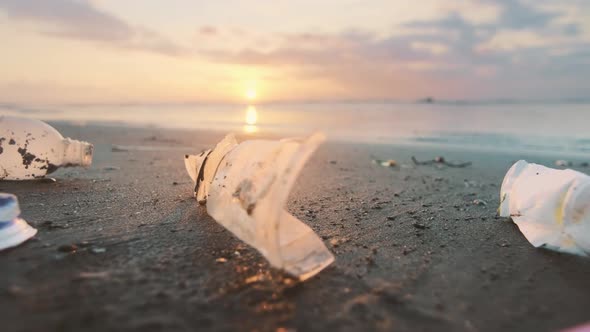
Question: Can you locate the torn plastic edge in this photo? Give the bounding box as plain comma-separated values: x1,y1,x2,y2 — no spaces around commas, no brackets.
499,160,590,256
185,132,334,280
0,218,37,251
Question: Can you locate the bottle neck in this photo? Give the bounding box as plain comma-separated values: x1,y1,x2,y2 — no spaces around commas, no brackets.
62,138,93,166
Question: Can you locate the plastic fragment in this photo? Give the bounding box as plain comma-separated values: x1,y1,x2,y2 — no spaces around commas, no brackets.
411,156,472,168
185,133,334,280
0,193,37,251
555,160,573,167
373,159,398,167
499,160,590,256
561,321,590,332
0,116,93,180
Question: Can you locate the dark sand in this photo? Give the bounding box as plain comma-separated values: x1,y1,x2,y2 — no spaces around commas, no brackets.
1,123,589,332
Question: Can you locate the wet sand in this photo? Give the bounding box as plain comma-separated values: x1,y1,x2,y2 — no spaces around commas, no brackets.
1,123,589,332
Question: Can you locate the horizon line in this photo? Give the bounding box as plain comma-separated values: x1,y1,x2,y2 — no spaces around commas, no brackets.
2,97,590,109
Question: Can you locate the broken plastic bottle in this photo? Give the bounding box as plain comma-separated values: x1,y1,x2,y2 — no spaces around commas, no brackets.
499,160,590,256
0,193,37,251
184,132,335,280
0,116,93,180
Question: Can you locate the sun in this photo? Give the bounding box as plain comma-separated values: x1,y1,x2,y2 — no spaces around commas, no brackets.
245,88,257,100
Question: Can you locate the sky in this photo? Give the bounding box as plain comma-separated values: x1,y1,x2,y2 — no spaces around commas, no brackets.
0,0,589,104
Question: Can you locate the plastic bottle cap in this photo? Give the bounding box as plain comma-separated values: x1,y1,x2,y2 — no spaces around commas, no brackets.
0,193,37,251
0,194,20,221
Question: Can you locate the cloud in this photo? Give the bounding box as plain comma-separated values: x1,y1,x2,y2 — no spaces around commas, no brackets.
477,30,553,51
0,0,186,55
410,41,449,55
195,1,590,99
495,0,558,29
198,26,218,36
1,0,588,101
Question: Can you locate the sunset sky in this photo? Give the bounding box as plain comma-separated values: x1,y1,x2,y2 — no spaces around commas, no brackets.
1,0,589,104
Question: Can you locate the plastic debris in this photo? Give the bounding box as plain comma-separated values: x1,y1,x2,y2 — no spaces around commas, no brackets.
411,156,472,168
499,160,590,256
562,321,590,332
555,160,573,167
185,133,334,280
0,116,93,180
0,193,37,251
373,159,398,167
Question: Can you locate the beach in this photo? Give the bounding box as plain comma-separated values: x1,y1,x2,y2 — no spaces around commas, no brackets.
1,122,590,332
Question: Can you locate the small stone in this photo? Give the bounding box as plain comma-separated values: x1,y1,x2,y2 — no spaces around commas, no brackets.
555,160,572,167
473,199,488,206
57,244,78,253
76,241,92,248
6,285,23,296
216,257,228,263
382,160,397,167
76,271,110,280
412,222,427,230
89,247,106,254
244,275,263,284
434,156,445,163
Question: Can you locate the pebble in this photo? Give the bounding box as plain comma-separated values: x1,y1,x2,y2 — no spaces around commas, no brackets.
90,247,106,254
6,285,23,296
57,244,78,253
382,160,397,167
473,199,488,206
76,271,110,280
555,160,572,167
412,222,427,229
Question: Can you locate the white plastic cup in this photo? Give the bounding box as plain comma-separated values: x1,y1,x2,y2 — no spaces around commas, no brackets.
500,160,590,256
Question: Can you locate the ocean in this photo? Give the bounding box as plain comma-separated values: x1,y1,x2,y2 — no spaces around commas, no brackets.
2,101,589,156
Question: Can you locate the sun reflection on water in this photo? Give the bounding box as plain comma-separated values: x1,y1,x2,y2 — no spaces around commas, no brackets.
246,106,257,125
243,105,258,133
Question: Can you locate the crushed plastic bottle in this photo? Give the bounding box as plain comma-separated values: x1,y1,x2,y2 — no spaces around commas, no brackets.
499,160,590,256
0,193,37,251
185,132,335,280
0,116,93,180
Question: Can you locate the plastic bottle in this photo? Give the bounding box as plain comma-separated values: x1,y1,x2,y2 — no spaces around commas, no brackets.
185,133,334,280
0,116,93,180
500,160,590,256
